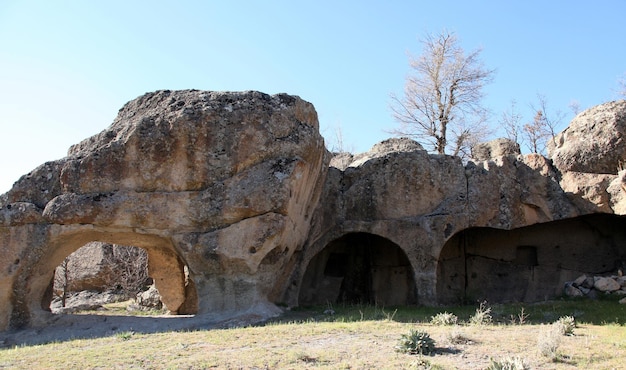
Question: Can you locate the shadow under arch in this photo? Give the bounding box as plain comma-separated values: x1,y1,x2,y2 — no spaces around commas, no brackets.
298,232,417,306
436,213,626,305
11,228,198,329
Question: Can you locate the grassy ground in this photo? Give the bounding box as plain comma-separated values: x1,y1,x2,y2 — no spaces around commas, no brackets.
1,298,625,369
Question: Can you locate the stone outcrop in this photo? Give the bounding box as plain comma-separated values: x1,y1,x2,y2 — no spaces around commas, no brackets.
548,100,626,174
1,91,626,332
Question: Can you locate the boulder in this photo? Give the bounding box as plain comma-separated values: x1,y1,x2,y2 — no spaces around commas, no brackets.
342,137,425,169
573,274,588,287
136,285,162,309
53,242,114,294
368,137,425,155
548,100,626,174
593,276,621,292
471,138,521,161
564,283,584,297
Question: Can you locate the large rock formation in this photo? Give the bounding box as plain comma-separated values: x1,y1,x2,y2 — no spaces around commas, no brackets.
282,100,626,307
1,92,626,332
0,90,327,330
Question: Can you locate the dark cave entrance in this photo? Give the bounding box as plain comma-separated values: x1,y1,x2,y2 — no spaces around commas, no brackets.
436,213,626,304
299,232,417,306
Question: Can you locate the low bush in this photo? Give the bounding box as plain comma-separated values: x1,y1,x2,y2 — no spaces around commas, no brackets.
486,356,530,370
430,311,458,326
395,329,436,355
469,301,492,325
554,315,575,336
537,325,562,360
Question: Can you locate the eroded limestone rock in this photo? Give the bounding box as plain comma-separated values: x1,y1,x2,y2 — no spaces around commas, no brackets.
0,90,327,330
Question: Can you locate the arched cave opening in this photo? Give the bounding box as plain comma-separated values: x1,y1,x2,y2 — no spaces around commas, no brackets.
42,241,198,316
436,213,626,304
299,232,417,306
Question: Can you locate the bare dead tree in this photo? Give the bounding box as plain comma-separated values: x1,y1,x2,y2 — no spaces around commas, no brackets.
618,73,626,98
53,257,71,307
390,31,495,156
451,111,493,159
327,122,355,154
530,94,565,150
499,100,523,144
102,245,150,299
523,110,550,154
568,100,581,116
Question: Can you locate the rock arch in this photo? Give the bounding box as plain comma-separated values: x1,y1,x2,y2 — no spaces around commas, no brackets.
10,226,195,328
0,90,327,331
298,232,417,306
436,213,626,304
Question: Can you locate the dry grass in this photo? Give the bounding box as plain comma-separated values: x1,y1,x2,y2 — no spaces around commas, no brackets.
1,301,625,369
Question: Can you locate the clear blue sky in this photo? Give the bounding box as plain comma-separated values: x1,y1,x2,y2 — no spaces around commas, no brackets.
1,1,625,193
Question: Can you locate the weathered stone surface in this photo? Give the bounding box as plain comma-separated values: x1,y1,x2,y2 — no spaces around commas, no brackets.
471,138,521,161
0,202,44,226
1,161,66,209
548,100,626,174
559,172,616,213
607,170,626,213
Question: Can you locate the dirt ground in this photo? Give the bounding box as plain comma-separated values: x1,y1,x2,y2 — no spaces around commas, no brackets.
0,304,280,348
